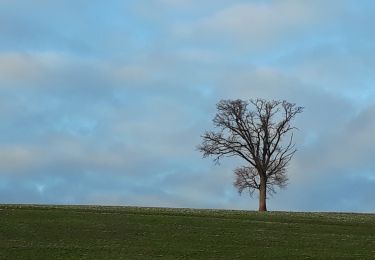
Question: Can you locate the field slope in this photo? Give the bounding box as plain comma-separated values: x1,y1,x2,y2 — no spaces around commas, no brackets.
0,205,374,259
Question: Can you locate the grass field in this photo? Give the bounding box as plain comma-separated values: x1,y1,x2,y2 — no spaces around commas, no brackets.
0,205,374,259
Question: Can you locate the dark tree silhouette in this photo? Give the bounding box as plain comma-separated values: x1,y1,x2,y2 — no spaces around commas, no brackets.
198,99,303,211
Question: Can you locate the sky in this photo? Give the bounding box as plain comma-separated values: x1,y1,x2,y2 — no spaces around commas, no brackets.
0,0,375,212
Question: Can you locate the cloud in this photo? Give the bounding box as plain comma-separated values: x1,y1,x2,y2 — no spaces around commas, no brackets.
173,1,334,51
0,52,110,91
277,40,375,100
202,2,313,36
310,104,375,173
0,146,41,172
266,101,375,213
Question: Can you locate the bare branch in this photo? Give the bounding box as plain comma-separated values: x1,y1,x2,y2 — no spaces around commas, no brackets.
198,98,303,211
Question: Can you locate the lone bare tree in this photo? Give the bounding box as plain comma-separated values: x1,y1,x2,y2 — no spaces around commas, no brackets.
198,99,303,211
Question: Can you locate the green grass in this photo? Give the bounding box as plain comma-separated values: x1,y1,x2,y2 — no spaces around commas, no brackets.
0,205,374,259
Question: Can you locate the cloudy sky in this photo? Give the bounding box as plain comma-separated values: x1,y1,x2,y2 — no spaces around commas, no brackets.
1,0,375,212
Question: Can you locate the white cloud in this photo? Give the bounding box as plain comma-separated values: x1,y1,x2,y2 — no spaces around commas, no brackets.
0,53,45,84
178,0,332,50
0,146,41,172
156,0,193,7
0,52,102,88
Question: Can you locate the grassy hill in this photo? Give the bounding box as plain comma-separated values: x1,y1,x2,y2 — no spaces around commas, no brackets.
0,205,374,259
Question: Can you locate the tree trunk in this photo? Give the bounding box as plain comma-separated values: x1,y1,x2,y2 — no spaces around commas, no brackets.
258,176,267,212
